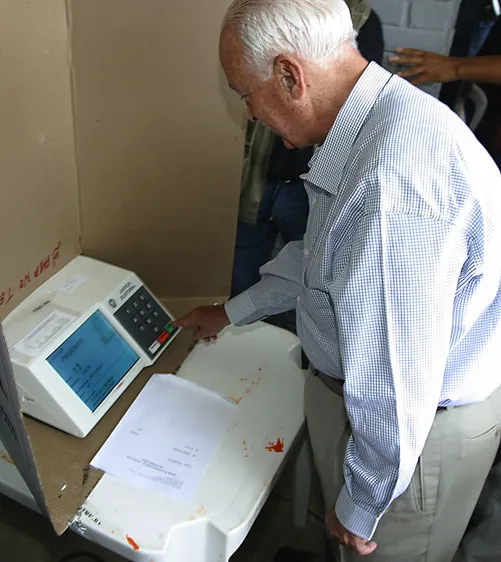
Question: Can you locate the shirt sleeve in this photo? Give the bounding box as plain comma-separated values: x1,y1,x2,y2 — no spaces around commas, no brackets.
225,240,304,325
329,211,465,540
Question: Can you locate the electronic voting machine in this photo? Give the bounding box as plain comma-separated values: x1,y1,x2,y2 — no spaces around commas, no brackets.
2,256,180,437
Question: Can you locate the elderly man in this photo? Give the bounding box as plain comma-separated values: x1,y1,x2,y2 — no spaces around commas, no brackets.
391,29,501,562
232,1,383,302
173,0,501,560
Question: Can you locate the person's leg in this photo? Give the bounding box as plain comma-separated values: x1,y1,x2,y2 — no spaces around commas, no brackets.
358,387,501,562
356,10,384,65
426,386,501,561
230,220,275,296
271,179,310,245
306,378,501,562
304,373,351,562
230,182,278,297
260,179,309,334
453,446,501,562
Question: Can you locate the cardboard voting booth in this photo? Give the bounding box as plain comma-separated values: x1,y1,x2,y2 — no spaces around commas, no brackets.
0,0,244,535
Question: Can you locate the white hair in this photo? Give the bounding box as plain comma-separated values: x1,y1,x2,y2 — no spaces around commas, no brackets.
222,0,358,79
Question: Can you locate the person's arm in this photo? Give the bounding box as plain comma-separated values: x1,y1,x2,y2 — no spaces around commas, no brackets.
225,239,304,325
389,48,501,85
329,211,464,540
173,240,304,338
454,55,501,84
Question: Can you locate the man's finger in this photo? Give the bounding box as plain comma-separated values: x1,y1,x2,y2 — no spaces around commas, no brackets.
409,75,427,85
194,327,207,340
194,327,217,341
398,66,425,78
353,539,377,555
395,46,426,56
389,55,423,65
171,315,195,327
339,533,377,556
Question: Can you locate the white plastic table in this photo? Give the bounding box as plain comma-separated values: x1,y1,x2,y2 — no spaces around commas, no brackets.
0,322,308,561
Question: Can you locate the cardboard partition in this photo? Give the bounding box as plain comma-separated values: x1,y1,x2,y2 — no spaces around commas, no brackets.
0,0,244,534
0,0,82,319
69,0,244,300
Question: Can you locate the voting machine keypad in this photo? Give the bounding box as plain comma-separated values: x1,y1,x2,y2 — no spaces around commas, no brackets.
113,286,179,358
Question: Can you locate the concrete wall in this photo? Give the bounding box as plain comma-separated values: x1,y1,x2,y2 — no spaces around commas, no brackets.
371,0,462,95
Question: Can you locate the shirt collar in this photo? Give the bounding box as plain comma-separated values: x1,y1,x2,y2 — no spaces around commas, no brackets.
305,62,393,195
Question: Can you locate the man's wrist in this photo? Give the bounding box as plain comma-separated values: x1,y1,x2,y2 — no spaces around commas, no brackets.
335,485,382,541
224,291,257,325
449,57,462,82
454,57,480,83
216,304,231,327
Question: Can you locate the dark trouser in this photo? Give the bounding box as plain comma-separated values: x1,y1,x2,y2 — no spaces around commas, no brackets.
230,179,308,298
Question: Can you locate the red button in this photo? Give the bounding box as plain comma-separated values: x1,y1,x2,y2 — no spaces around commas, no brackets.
158,330,169,343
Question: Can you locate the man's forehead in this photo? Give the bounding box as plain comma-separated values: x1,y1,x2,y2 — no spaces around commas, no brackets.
220,24,239,48
221,53,251,93
220,26,262,95
222,60,245,92
220,26,249,68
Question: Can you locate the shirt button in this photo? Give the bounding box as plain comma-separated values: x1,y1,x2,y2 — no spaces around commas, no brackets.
312,197,317,205
304,248,309,257
297,296,300,302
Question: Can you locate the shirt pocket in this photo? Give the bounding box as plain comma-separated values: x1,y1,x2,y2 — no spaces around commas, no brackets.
304,241,353,298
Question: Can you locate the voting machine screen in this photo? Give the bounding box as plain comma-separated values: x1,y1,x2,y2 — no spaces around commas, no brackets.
1,256,179,437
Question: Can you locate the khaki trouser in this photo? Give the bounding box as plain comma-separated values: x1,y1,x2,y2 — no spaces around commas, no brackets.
453,445,501,562
304,373,501,562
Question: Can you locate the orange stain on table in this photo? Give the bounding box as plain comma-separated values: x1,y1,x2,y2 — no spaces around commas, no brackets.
228,377,262,404
126,535,140,551
1,454,14,465
265,438,284,453
194,504,208,517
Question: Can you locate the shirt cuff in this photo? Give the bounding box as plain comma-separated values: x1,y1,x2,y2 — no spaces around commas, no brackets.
335,485,382,541
224,291,258,326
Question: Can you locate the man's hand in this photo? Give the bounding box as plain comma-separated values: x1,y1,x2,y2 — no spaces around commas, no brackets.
325,509,377,556
171,305,231,342
389,47,459,85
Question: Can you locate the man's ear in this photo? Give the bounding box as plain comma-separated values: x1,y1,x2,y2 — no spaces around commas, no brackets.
273,55,306,100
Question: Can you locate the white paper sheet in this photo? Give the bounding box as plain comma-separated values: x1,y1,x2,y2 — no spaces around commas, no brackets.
12,310,76,357
91,374,237,501
57,273,89,293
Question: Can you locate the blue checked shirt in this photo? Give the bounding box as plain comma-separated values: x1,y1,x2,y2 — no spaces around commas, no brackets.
225,62,501,540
